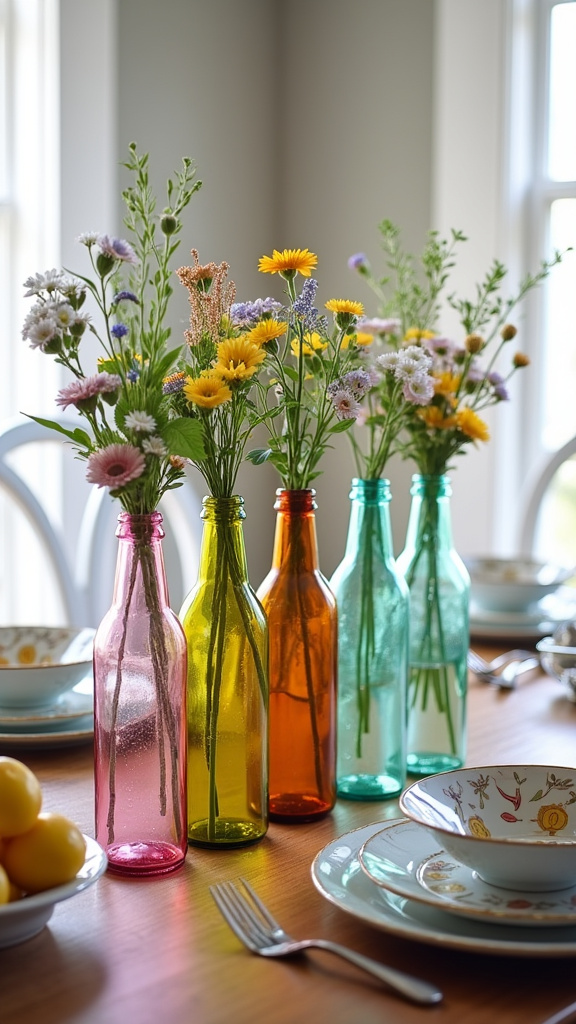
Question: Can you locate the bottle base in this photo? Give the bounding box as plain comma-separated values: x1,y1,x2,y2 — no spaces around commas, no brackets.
187,818,267,848
269,792,333,823
407,752,464,776
104,841,186,876
337,773,404,801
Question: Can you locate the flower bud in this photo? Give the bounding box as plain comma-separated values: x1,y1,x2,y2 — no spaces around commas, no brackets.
96,252,116,277
161,212,177,236
69,319,87,338
43,336,62,355
465,333,484,354
513,351,530,368
501,323,517,341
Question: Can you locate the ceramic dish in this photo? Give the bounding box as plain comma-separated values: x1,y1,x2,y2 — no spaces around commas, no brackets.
469,588,576,640
466,557,574,613
0,835,106,947
0,718,94,749
0,686,93,729
399,764,576,891
311,822,576,957
359,819,576,927
0,626,94,708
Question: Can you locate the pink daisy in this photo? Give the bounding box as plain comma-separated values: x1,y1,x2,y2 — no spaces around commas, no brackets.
56,372,122,410
86,444,145,488
97,234,138,264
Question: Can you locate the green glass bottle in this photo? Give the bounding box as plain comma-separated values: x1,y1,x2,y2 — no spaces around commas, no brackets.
330,478,408,799
180,496,268,846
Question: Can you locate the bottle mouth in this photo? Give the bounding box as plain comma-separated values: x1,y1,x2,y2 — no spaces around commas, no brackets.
116,511,165,541
274,489,317,513
200,495,246,522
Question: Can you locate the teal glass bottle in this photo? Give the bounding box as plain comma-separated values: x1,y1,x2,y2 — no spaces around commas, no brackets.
396,474,469,776
330,478,408,799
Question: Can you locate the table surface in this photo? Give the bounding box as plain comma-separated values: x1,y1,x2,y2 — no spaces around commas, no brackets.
2,650,576,1024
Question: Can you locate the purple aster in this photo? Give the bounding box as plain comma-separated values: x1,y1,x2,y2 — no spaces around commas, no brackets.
488,370,504,385
341,368,373,399
112,290,139,305
348,253,368,271
330,387,361,421
97,234,138,264
230,297,284,327
358,317,401,336
293,278,320,329
111,323,129,339
493,382,510,401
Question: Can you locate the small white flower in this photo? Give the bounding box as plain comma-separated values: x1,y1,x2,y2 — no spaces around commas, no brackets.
403,375,435,405
330,388,361,421
124,410,157,433
401,344,432,365
395,356,426,381
142,436,167,457
27,316,60,349
358,317,401,335
377,352,401,373
22,269,64,297
77,232,100,246
51,303,77,330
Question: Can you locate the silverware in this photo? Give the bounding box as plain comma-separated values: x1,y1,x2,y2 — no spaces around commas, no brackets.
539,999,576,1024
210,878,443,1006
467,649,538,688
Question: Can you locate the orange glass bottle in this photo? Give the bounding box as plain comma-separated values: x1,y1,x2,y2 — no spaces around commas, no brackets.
257,489,337,821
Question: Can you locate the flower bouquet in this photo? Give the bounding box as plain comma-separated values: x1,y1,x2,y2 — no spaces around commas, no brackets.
21,145,204,872
167,251,269,846
349,221,563,774
238,248,366,820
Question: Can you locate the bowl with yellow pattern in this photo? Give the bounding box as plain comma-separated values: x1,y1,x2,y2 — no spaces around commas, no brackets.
0,626,94,708
399,764,576,892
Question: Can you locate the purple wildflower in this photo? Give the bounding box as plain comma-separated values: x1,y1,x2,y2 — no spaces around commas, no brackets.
112,290,139,305
341,368,373,399
111,323,129,339
97,234,138,264
230,297,283,327
348,253,368,270
329,387,361,421
127,368,140,383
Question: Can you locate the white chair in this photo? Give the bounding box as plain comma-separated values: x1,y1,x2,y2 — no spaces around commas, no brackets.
0,416,204,627
518,434,576,562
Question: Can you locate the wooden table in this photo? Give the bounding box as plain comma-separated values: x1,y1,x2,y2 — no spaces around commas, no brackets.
1,653,576,1024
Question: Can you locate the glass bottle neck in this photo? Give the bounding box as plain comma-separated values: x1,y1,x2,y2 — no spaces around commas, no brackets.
271,489,319,570
345,478,393,559
404,473,455,553
113,511,169,607
198,495,249,582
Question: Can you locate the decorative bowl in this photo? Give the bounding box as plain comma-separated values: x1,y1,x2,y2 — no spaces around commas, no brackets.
537,635,576,701
399,764,576,892
0,835,106,947
0,627,95,708
465,556,574,613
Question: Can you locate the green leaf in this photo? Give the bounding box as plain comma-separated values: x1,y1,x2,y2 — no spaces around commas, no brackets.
156,346,183,379
282,365,300,383
329,418,356,433
162,417,205,460
25,414,93,449
246,448,272,465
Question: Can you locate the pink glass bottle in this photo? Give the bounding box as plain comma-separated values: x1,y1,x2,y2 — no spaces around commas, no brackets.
93,512,188,876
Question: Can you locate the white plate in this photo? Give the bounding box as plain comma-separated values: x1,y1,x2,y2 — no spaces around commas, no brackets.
0,716,94,749
359,819,576,927
0,835,106,947
470,587,576,640
311,822,576,957
0,685,93,729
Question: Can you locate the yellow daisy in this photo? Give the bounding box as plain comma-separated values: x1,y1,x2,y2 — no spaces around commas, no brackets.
184,374,232,409
214,336,266,381
418,406,457,430
325,299,364,316
404,327,436,342
291,331,329,358
433,371,461,399
246,319,288,346
455,407,490,442
355,331,374,347
258,248,318,278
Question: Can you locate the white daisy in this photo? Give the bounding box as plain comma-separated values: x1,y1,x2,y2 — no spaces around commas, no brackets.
124,410,157,433
142,436,167,457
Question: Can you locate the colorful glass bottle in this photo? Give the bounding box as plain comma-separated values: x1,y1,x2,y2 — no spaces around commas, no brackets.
330,478,408,799
257,489,337,822
396,474,469,775
93,512,187,876
180,496,268,847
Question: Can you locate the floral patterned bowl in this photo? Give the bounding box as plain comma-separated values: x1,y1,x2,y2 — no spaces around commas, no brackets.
399,765,576,892
0,627,94,708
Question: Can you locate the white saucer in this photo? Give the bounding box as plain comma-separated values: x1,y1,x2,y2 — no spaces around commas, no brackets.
359,818,576,927
0,716,94,749
311,821,576,957
470,587,576,640
0,684,93,730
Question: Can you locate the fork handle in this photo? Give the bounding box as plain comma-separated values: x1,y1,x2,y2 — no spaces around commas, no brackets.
302,939,443,1005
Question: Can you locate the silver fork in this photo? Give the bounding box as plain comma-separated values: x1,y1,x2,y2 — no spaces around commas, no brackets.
210,878,443,1006
467,648,537,687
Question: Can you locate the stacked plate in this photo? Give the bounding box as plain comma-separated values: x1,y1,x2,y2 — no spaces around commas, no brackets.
0,677,94,750
311,819,576,957
470,586,576,640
